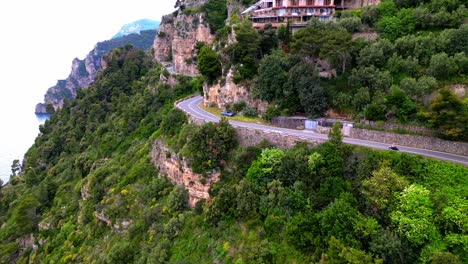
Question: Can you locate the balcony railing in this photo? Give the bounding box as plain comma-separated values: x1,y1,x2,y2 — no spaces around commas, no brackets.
251,7,333,18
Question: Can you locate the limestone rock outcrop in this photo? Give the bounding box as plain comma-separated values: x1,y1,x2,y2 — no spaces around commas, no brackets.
35,55,99,114
203,68,268,111
151,141,219,208
35,30,157,114
153,2,214,76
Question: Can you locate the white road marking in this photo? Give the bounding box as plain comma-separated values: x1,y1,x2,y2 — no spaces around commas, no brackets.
177,95,468,166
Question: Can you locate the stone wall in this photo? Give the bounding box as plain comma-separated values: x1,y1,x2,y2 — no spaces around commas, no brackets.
271,116,307,130
356,122,433,136
349,128,468,156
235,126,323,149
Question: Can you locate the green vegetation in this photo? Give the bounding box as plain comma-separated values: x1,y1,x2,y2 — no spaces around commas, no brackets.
196,0,468,141
197,46,222,84
1,40,466,264
200,103,266,124
182,118,237,173
95,29,158,56
1,1,468,263
203,0,228,34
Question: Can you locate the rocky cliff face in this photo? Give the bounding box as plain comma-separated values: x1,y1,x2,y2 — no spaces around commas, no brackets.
154,0,269,110
153,1,214,76
35,54,99,114
35,30,157,114
151,141,219,208
203,68,268,111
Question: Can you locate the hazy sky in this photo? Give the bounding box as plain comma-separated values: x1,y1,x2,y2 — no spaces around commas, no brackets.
0,0,175,99
0,0,175,116
0,0,175,182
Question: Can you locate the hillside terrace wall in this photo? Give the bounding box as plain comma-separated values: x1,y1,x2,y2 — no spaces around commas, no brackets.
271,116,306,130
349,128,468,156
356,122,433,136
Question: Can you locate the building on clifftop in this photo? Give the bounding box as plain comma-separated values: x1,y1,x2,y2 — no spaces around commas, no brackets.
242,0,361,29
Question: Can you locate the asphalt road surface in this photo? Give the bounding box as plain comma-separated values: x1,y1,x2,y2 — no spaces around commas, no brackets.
176,95,468,166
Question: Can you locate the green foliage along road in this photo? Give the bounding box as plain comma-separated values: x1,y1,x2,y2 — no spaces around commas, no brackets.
0,0,467,263
0,45,466,262
196,0,468,141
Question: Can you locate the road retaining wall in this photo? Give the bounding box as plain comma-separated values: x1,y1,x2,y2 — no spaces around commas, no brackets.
186,114,323,149
349,128,468,156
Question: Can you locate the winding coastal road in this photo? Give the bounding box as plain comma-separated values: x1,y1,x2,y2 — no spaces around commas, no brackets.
176,95,468,166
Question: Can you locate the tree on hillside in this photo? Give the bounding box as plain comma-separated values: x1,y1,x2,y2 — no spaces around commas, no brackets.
425,88,468,141
361,162,408,217
10,160,21,177
349,66,392,93
277,20,292,53
259,23,279,56
428,53,458,80
385,87,418,122
400,76,438,103
320,30,353,74
185,118,237,173
285,61,327,116
197,46,222,84
203,0,228,34
290,21,353,75
391,184,440,246
338,16,362,33
445,24,468,55
226,20,261,81
328,122,343,146
254,50,289,102
291,24,325,58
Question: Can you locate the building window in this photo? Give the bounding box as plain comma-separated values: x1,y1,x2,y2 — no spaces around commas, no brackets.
291,0,298,5
324,0,331,5
292,8,299,14
276,0,283,6
307,0,313,5
320,8,330,15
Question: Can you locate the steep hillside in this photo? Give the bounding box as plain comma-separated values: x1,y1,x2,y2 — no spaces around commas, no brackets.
35,29,157,114
193,0,467,142
153,0,214,76
1,0,467,263
2,44,467,263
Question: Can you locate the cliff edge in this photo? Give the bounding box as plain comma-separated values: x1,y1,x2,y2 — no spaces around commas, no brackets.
153,0,214,76
35,29,158,114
